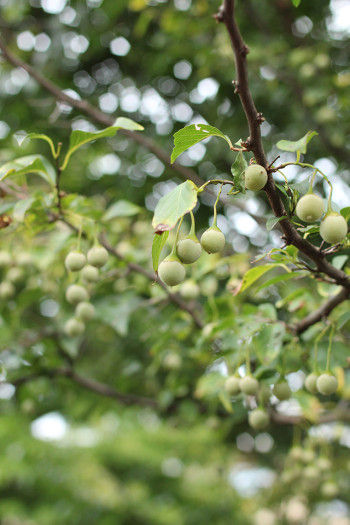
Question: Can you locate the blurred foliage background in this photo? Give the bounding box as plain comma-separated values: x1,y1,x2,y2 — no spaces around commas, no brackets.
0,0,349,523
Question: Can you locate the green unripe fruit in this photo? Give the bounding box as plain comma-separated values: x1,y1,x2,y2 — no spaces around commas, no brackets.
7,267,24,283
64,318,85,337
76,301,95,321
87,246,109,267
158,257,186,287
65,284,89,304
320,213,348,244
273,381,292,401
0,281,15,299
65,251,86,271
81,265,99,282
321,481,338,498
301,449,315,463
316,373,338,395
163,353,182,370
289,447,303,461
240,376,259,395
296,194,324,223
176,238,201,264
225,376,241,396
245,164,268,191
0,251,11,266
179,280,200,300
200,276,218,296
248,408,269,430
316,457,331,471
201,227,225,254
305,373,318,394
304,465,319,480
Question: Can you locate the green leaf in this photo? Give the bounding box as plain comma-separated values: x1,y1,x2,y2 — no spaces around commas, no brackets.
26,133,57,158
152,231,169,272
171,124,232,164
0,155,56,187
332,255,348,270
230,151,247,194
276,131,318,154
337,311,350,329
61,118,144,170
256,271,298,292
152,180,198,232
291,0,301,6
340,207,350,222
235,264,285,294
266,215,287,231
13,197,35,222
94,293,141,336
103,200,141,221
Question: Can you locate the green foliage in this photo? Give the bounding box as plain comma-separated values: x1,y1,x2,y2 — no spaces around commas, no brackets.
152,180,198,231
171,124,232,163
276,131,318,154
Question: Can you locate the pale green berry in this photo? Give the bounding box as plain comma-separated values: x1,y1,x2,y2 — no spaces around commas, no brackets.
65,251,86,271
321,481,338,498
87,246,109,267
158,257,185,287
305,373,318,394
240,376,259,395
163,353,182,370
0,251,11,267
200,276,218,296
0,281,15,299
296,194,324,223
179,280,200,300
176,238,201,264
273,381,292,401
289,447,303,461
225,376,241,396
76,301,95,321
304,465,319,480
248,408,269,430
301,449,315,463
201,227,225,254
7,267,24,283
244,164,268,191
81,265,99,282
316,457,331,471
317,373,338,395
65,284,89,304
64,318,85,337
320,213,348,244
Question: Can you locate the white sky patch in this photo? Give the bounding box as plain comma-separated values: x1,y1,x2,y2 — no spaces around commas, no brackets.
327,0,350,36
31,412,69,441
228,464,276,497
197,78,219,100
41,0,67,14
110,37,131,57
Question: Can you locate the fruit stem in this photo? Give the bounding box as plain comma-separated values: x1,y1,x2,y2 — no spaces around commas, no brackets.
170,216,184,256
307,169,317,193
325,324,335,372
212,184,223,228
313,324,330,373
189,211,196,237
245,344,251,375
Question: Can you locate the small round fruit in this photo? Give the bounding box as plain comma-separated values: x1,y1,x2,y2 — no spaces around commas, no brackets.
240,376,259,395
321,481,338,499
316,373,338,395
273,381,292,401
81,265,99,282
304,465,319,480
0,251,11,267
65,284,89,304
0,281,15,299
289,447,303,461
176,238,202,264
248,408,269,430
7,267,24,283
158,257,185,287
305,373,318,394
64,318,85,337
320,213,348,244
76,301,95,321
163,353,182,370
87,246,109,267
301,449,315,463
179,280,200,300
225,376,241,396
200,276,218,296
316,457,331,471
65,251,86,271
245,164,268,191
201,227,225,254
295,194,324,223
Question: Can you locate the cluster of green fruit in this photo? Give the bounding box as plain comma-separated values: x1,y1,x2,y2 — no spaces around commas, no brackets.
304,371,338,395
225,374,292,430
0,250,34,299
63,245,108,337
282,446,339,499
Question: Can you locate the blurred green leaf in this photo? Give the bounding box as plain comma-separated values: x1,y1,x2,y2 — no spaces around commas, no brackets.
171,124,232,163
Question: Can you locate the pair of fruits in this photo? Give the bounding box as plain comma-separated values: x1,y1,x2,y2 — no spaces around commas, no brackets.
296,194,348,244
158,227,226,287
65,245,109,272
304,372,338,395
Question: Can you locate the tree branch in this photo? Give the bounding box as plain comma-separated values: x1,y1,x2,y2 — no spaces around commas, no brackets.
8,367,157,407
293,287,350,335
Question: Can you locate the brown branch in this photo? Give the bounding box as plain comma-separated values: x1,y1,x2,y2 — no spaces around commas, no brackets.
8,367,157,407
293,287,350,335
